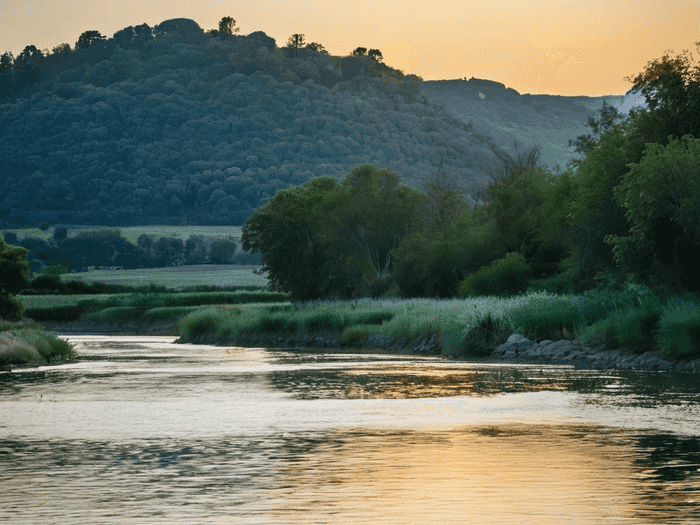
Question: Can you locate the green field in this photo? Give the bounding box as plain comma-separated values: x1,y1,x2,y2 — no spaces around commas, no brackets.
61,264,268,289
5,225,243,244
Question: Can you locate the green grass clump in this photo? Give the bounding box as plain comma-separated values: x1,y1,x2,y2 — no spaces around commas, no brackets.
341,324,382,346
657,295,700,359
143,306,201,321
0,325,74,366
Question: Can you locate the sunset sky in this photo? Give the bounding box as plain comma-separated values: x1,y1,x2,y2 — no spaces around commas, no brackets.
1,0,698,96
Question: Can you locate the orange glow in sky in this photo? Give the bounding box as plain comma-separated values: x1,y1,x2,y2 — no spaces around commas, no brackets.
1,0,698,96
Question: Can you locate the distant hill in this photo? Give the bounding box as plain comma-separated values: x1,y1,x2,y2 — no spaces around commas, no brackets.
0,17,640,227
420,78,646,171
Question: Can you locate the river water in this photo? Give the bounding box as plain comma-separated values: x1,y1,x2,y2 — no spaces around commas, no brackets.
1,335,699,524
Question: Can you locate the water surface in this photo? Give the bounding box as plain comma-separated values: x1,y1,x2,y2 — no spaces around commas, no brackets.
1,335,699,524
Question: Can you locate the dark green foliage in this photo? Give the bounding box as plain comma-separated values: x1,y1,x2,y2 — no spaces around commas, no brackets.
0,237,29,321
183,312,221,341
458,252,532,298
0,237,29,296
25,305,83,322
462,314,512,357
76,30,106,49
0,292,25,321
210,239,237,264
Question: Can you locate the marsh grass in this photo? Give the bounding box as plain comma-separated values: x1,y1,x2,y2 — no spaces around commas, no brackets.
24,290,290,323
0,323,74,366
177,288,700,359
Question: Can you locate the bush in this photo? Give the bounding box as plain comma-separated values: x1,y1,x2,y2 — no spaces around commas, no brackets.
505,295,588,341
658,296,700,359
0,292,26,321
462,313,512,356
179,310,222,341
24,305,83,322
341,324,380,346
458,252,532,298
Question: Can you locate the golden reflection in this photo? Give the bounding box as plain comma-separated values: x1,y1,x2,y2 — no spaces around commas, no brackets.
271,424,690,524
337,364,569,399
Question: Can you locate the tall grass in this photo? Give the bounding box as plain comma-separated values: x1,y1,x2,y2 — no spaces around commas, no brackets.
0,321,74,366
177,287,700,360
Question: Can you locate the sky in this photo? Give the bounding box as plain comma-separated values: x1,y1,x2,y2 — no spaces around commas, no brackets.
1,0,698,96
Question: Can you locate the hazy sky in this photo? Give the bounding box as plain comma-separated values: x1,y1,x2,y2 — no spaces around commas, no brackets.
1,0,698,96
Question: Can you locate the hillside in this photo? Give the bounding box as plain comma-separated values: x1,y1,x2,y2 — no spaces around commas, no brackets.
0,17,633,227
421,78,643,171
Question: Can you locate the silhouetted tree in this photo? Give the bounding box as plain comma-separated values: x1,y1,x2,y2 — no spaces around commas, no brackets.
352,47,367,56
219,16,239,35
286,34,305,57
76,30,106,49
367,49,383,62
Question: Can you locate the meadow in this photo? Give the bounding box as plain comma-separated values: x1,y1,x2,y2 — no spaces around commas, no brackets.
5,225,243,244
61,264,268,289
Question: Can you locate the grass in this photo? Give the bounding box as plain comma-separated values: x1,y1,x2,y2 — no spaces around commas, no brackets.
61,265,268,289
5,225,244,245
22,290,290,323
177,287,700,360
0,320,74,367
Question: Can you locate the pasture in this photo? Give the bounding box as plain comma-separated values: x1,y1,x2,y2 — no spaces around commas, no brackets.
5,225,243,244
62,265,268,289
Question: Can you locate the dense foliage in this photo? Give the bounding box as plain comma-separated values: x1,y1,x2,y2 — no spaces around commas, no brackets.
242,164,428,300
0,237,29,320
3,227,241,274
0,17,495,227
244,43,700,308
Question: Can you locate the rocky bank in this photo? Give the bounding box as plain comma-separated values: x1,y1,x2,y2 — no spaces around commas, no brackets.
181,330,700,374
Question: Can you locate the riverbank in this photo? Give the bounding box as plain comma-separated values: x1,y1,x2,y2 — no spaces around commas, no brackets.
178,328,700,374
0,322,75,369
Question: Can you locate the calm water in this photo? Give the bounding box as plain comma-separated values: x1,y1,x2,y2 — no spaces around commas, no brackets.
1,335,699,524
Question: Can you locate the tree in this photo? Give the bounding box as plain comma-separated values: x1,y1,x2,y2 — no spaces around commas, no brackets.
607,134,700,293
352,47,367,56
210,238,237,264
0,237,29,321
242,176,347,301
331,164,429,282
0,51,13,73
218,16,239,35
305,42,328,55
623,42,700,147
76,30,106,49
13,45,44,88
286,34,306,57
367,49,383,62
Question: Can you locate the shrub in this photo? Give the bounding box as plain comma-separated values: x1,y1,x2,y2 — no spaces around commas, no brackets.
505,295,586,341
341,324,380,346
24,305,83,322
179,310,222,341
458,252,532,298
658,297,700,359
0,292,25,321
462,313,512,356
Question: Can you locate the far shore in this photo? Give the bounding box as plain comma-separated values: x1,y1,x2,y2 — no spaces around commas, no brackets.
31,320,700,374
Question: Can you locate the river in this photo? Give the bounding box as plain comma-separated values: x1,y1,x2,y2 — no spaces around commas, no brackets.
1,335,699,524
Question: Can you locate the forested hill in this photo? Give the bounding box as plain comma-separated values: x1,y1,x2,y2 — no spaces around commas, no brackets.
0,17,602,227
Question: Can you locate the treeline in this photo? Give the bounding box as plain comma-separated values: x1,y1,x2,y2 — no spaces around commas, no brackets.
2,228,252,275
243,44,700,301
0,17,493,227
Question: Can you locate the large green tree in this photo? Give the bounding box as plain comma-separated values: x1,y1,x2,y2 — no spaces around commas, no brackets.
242,165,429,300
0,237,29,321
242,176,348,301
606,134,700,292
